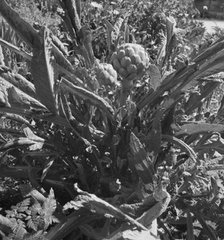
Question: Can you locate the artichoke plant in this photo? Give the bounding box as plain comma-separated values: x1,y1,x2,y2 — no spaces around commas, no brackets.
1,0,224,239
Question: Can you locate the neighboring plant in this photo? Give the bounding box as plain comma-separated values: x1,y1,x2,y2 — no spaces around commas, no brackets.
0,0,224,240
0,187,58,239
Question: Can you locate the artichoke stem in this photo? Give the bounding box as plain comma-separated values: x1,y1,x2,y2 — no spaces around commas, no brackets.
120,78,133,118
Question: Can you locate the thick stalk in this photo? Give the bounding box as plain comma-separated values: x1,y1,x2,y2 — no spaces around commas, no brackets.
62,0,82,41
120,78,133,118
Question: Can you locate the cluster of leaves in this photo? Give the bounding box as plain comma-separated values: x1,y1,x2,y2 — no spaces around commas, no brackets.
1,0,224,239
0,187,58,240
7,0,60,32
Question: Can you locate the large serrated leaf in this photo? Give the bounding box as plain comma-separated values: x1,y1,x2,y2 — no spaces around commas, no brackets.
0,45,4,65
129,132,154,184
31,27,58,115
166,16,176,45
1,20,6,39
113,13,130,49
60,77,114,119
0,76,46,110
174,123,224,136
1,113,32,128
23,126,45,150
162,134,197,162
113,16,124,40
0,38,32,61
124,21,130,43
79,25,95,66
147,110,162,158
160,16,177,68
2,70,36,98
73,184,147,231
0,137,44,151
0,84,10,107
156,31,167,67
210,177,219,200
148,64,162,90
0,126,45,151
137,195,171,228
104,19,114,52
22,126,44,142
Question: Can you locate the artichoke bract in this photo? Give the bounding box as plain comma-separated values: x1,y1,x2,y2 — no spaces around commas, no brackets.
111,43,150,80
95,63,118,86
